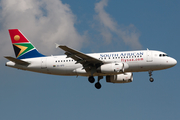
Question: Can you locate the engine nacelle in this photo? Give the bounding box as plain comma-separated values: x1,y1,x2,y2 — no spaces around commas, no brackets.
97,63,129,74
106,72,133,83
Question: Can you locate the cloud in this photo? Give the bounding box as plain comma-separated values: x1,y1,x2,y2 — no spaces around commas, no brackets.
0,0,85,60
94,0,142,49
0,0,143,62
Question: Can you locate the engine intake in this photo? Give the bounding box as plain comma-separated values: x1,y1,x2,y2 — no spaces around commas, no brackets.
106,72,133,83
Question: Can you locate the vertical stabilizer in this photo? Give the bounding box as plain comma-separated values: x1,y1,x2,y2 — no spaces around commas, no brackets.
8,29,45,59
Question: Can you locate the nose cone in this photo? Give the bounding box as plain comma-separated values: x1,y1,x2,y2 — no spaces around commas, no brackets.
169,58,177,67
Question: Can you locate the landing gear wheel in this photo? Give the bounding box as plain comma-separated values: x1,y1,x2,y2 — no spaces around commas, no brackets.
95,82,101,89
88,76,95,83
148,71,154,82
149,77,154,82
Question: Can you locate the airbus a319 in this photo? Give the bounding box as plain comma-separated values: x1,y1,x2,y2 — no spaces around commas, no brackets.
5,29,177,89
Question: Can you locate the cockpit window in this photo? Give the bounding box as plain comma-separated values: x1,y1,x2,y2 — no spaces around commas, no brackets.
159,54,168,57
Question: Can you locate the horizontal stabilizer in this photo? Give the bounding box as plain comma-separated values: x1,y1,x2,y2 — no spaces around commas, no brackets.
4,56,30,65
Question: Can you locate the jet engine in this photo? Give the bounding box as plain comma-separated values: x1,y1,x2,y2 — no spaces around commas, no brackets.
97,63,129,73
106,72,133,83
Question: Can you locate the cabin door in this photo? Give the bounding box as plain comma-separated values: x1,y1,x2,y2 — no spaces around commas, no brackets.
146,51,153,62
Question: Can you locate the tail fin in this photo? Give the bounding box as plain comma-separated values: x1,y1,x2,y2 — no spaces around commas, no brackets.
8,29,45,59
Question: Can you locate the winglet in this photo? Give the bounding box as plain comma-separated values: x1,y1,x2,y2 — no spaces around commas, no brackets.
55,43,60,48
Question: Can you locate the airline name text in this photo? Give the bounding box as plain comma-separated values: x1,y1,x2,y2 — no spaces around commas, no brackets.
100,52,144,58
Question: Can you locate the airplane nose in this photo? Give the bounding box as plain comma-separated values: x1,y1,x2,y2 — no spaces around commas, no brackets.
174,59,177,65
170,58,177,66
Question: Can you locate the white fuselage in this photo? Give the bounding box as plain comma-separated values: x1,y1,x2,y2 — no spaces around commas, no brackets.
6,50,177,76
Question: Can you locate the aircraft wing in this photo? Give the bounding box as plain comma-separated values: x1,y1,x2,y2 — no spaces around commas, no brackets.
4,56,30,65
57,45,103,68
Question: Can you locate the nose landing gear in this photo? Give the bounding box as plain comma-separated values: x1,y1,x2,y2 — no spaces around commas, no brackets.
149,71,154,82
149,77,154,82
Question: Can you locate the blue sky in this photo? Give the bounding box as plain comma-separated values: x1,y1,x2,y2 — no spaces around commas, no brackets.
0,0,180,120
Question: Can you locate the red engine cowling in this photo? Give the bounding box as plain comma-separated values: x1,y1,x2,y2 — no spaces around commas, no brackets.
106,72,133,83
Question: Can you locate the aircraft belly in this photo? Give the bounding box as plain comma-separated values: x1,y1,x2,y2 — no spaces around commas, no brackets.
126,61,164,72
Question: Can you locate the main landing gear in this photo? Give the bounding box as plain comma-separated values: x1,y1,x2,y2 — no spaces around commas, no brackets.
88,76,103,89
88,76,95,83
148,71,154,82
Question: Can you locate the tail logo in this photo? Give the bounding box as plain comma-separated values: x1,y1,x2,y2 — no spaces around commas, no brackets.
9,29,45,59
14,44,28,57
13,43,34,58
14,35,20,41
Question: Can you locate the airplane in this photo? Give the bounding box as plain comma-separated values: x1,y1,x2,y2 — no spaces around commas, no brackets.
5,29,177,89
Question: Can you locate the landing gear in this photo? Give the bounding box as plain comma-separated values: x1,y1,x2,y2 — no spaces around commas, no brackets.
88,76,95,83
148,71,154,82
95,82,101,89
149,77,154,82
88,76,103,89
94,76,103,89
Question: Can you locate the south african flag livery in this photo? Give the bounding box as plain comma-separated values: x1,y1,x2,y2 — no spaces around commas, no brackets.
9,29,45,59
